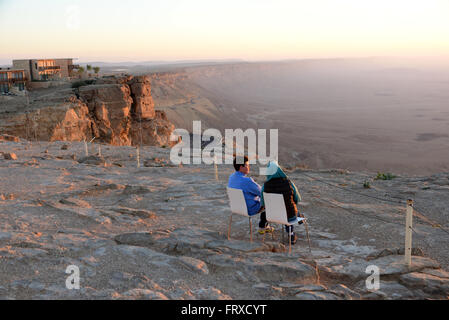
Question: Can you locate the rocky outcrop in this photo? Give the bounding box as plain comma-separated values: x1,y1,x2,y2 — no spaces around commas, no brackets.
78,83,133,145
0,134,20,143
76,75,174,146
0,99,94,142
0,75,175,147
127,76,155,120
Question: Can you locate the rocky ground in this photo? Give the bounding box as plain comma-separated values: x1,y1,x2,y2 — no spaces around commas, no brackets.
0,138,448,300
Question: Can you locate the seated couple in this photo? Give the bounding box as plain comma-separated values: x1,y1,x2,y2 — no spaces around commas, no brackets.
228,156,304,244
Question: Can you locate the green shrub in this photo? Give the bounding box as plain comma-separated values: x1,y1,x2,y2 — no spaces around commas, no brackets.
375,172,396,180
363,181,371,188
71,80,95,89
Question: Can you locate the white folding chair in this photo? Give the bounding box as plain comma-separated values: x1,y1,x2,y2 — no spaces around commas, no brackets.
263,192,311,254
226,187,259,242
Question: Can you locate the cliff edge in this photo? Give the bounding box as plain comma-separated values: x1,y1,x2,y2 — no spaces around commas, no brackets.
0,75,175,147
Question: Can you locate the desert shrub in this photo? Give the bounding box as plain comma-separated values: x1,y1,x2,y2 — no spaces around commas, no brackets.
284,163,310,172
363,181,371,188
71,80,95,89
375,172,396,180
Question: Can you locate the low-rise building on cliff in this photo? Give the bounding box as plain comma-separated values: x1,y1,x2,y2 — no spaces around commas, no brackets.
0,68,26,94
12,58,79,81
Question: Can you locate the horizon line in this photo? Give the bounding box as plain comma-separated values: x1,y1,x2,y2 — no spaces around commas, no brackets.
2,55,448,67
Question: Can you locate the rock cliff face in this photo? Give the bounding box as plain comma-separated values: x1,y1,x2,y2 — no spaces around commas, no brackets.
0,75,175,147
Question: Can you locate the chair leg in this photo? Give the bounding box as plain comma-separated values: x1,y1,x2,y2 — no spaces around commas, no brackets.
249,217,253,243
289,228,292,255
282,226,284,243
227,213,233,240
304,219,312,254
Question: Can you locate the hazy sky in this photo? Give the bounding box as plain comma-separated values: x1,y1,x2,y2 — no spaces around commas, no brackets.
1,0,449,63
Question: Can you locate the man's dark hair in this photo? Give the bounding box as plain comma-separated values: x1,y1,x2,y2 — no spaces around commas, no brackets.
233,155,249,171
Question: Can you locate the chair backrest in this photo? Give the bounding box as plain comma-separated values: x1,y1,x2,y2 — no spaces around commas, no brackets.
263,192,289,225
227,187,248,216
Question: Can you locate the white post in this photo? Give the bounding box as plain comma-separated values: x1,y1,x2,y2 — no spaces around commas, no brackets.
405,199,413,268
214,154,218,181
84,140,88,156
136,147,140,168
98,144,101,157
33,116,37,141
89,137,96,155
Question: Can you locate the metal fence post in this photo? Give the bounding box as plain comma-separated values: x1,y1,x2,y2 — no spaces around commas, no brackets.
405,199,414,267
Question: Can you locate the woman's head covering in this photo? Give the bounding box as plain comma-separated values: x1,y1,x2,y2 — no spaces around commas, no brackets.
260,160,302,207
265,160,287,181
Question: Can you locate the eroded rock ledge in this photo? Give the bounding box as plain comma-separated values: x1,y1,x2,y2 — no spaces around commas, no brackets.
0,75,175,147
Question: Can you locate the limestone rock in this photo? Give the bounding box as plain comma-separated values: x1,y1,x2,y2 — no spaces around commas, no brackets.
191,287,232,300
420,268,449,279
77,155,106,165
360,281,415,300
293,284,328,293
367,247,424,260
121,288,168,300
49,103,94,142
206,254,318,283
122,185,154,195
108,272,154,290
279,283,327,296
177,256,209,275
295,291,340,300
325,255,440,282
205,239,270,253
3,152,17,160
110,207,156,219
399,272,449,295
59,197,91,208
127,75,155,120
114,232,156,247
0,75,174,148
0,134,20,142
79,84,133,146
328,284,362,299
129,110,175,147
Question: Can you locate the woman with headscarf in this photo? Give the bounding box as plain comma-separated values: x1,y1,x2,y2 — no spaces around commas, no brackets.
260,161,303,244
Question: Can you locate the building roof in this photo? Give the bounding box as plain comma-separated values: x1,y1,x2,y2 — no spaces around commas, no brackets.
0,68,25,72
13,58,77,62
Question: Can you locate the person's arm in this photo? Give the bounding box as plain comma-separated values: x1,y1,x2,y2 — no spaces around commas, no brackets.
245,177,261,197
290,180,301,203
260,184,265,207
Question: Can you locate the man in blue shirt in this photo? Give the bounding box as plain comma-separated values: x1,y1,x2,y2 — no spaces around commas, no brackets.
228,156,274,234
